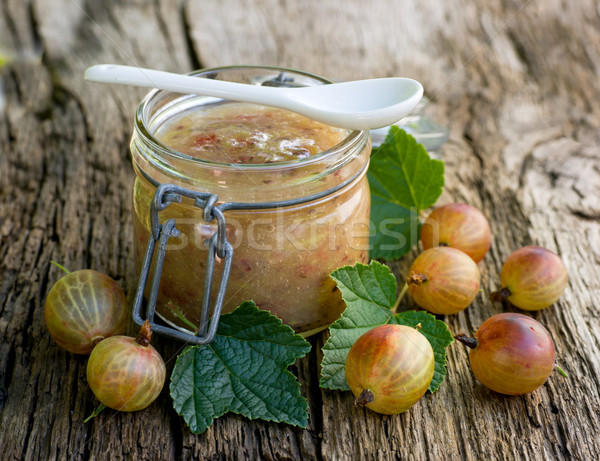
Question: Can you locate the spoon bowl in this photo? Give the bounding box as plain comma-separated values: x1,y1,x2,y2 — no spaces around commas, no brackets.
84,64,423,130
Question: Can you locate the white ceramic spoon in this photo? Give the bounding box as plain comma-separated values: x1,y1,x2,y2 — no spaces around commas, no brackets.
84,64,423,130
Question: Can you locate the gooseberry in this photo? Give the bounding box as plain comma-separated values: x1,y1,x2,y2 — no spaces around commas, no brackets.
420,203,491,263
491,246,568,311
86,321,166,412
455,313,557,395
407,247,481,315
345,324,434,414
44,268,128,354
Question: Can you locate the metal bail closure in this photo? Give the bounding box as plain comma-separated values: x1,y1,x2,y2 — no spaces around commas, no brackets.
132,183,234,345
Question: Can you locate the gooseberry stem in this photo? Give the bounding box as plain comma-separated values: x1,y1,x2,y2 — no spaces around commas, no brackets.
454,333,478,349
91,335,105,347
135,320,153,347
50,260,70,274
354,389,375,407
84,403,106,423
555,364,568,378
490,287,512,303
168,302,199,332
391,282,409,314
407,272,428,286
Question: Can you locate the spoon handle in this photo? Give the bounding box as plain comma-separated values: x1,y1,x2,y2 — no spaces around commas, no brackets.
84,64,287,106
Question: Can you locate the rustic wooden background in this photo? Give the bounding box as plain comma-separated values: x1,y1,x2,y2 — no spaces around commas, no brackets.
1,0,599,460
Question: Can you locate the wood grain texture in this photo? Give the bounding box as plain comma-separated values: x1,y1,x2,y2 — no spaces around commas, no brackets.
1,0,599,460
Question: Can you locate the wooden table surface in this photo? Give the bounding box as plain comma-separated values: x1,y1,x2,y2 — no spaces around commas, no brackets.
1,1,600,460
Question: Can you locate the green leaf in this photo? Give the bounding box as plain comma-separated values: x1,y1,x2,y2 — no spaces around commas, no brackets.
368,126,445,211
170,301,311,434
369,195,421,260
320,262,454,393
330,260,397,310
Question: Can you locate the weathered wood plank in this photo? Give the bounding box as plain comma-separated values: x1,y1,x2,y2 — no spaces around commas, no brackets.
0,0,599,460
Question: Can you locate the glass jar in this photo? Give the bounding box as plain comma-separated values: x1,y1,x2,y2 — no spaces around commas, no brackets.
130,66,371,337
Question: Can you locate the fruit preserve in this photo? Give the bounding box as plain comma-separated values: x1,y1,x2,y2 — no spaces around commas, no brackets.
130,66,371,336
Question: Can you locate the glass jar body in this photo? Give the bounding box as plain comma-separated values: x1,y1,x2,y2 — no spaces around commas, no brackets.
130,66,371,336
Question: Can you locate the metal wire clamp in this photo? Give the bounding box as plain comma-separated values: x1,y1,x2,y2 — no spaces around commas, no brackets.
132,183,233,345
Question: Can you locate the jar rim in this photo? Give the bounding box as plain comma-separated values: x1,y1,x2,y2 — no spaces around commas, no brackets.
133,65,368,172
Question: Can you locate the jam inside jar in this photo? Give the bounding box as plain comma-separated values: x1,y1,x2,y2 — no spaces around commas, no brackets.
130,66,371,337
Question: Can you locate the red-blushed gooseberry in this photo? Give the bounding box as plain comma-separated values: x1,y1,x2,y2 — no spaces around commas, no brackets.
44,269,128,354
420,203,491,263
345,324,434,414
491,246,568,311
86,321,166,412
407,247,481,315
455,313,556,395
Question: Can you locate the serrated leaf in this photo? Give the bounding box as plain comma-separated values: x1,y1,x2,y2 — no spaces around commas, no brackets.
320,262,453,393
369,195,421,260
170,301,311,434
368,126,444,211
330,260,397,310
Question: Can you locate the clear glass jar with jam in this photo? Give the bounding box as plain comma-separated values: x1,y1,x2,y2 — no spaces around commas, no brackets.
130,66,371,338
